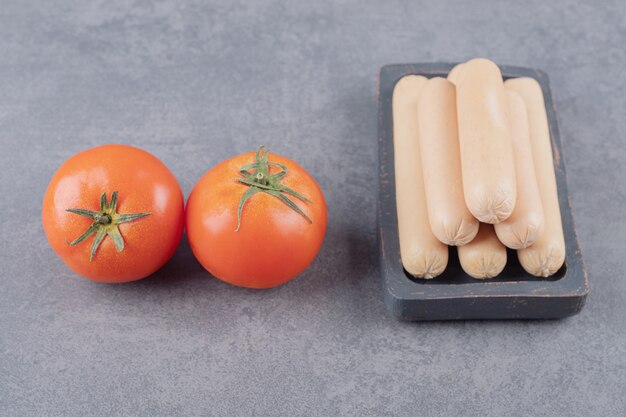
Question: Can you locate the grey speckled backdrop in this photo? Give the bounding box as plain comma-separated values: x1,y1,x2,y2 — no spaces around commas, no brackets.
1,1,625,416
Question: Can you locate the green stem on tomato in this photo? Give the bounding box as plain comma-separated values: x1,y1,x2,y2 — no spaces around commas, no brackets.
66,191,151,261
235,146,313,232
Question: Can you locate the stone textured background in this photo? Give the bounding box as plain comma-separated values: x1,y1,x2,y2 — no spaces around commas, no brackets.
1,1,625,416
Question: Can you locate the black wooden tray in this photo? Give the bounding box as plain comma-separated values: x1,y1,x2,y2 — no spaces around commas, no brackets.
376,63,588,321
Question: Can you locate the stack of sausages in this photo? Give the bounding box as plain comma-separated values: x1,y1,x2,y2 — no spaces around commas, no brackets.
392,58,565,279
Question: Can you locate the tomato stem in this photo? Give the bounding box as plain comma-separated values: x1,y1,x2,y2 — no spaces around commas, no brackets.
255,172,267,185
235,146,313,232
95,213,111,224
66,191,151,261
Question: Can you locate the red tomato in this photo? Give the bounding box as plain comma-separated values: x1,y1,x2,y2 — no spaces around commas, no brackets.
186,146,327,288
42,144,184,283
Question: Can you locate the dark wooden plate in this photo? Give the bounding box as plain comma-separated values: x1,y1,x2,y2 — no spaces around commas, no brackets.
377,63,588,320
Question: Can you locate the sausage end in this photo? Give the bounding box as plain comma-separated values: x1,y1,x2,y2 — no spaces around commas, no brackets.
433,217,480,246
467,191,516,224
495,220,544,250
517,246,565,277
401,246,449,279
459,251,507,279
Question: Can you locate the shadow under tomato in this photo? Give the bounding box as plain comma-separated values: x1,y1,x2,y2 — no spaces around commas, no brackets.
127,234,208,288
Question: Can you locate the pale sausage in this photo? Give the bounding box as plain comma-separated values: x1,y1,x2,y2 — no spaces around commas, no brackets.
458,223,507,279
456,58,517,224
494,90,545,249
418,77,479,246
447,63,465,85
505,77,566,277
393,75,448,278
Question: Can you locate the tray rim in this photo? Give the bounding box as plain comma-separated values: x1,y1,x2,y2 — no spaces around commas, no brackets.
377,62,589,319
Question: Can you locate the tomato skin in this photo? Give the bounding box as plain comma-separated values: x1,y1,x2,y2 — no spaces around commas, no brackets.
186,151,327,289
42,144,184,283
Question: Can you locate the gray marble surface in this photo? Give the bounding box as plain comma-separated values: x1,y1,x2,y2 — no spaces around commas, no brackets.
1,1,625,416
